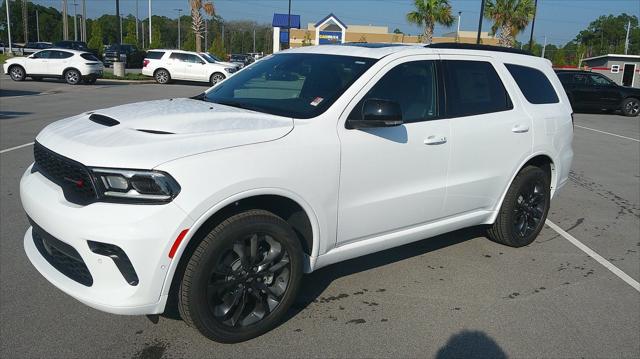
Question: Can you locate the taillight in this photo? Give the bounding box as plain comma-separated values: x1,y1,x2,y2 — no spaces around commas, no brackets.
143,59,150,67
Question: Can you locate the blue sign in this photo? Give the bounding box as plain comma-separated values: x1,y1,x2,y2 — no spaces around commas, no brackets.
319,31,342,44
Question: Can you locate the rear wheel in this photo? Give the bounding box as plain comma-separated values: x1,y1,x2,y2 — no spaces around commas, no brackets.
64,69,81,85
487,166,550,247
9,65,26,81
621,98,639,117
154,69,171,84
178,210,303,343
210,72,226,86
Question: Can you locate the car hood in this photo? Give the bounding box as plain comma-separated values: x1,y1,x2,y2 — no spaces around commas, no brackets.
35,98,294,169
217,61,238,68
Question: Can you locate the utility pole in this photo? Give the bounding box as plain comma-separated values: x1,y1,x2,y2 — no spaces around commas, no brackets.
135,0,139,43
5,0,12,53
36,10,40,42
148,0,152,46
476,0,485,44
624,20,631,55
541,36,547,58
204,19,208,52
174,8,182,49
22,0,28,43
528,0,538,51
72,0,78,41
253,28,256,53
115,0,121,44
81,0,86,41
62,0,68,40
457,11,461,43
287,0,291,49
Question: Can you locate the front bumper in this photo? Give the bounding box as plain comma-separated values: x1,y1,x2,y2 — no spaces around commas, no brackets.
21,165,193,315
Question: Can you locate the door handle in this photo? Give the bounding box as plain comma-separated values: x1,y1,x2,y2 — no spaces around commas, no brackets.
424,135,447,145
512,124,530,133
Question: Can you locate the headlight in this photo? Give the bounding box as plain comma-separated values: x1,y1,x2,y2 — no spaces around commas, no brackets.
91,168,180,203
224,67,236,74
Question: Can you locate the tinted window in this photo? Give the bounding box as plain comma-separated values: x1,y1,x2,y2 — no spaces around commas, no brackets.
32,50,52,59
169,52,183,61
51,51,73,59
573,73,589,85
444,60,512,117
204,53,376,119
589,74,614,86
557,73,573,85
182,54,203,63
81,53,100,61
506,64,559,104
349,61,438,123
146,51,165,59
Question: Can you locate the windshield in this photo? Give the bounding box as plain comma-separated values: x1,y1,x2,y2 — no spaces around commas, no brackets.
204,53,376,119
201,53,219,63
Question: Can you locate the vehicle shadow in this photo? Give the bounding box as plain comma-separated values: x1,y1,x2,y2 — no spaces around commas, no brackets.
288,225,487,318
435,330,508,359
0,89,40,97
0,111,31,119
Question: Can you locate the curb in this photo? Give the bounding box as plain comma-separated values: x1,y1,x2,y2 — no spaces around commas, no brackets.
97,79,156,84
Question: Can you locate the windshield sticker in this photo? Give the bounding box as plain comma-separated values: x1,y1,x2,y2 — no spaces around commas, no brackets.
310,97,324,106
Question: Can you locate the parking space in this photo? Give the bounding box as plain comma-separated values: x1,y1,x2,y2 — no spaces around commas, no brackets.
1,76,638,358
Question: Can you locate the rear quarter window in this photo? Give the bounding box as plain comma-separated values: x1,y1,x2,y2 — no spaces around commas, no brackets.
146,51,165,60
80,53,100,61
506,64,559,104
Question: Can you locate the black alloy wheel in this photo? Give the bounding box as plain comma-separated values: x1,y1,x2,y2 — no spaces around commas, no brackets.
487,165,550,247
207,232,291,328
622,98,639,117
178,210,303,343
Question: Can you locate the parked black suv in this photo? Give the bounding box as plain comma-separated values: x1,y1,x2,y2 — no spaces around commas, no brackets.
556,70,640,117
53,41,89,51
103,44,143,68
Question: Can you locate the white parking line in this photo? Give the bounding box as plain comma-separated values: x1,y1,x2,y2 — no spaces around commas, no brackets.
546,219,640,292
0,142,34,154
575,125,640,142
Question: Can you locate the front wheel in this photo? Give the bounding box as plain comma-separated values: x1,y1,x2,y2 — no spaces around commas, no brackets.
9,66,26,81
64,69,81,85
487,166,551,247
621,98,639,117
178,210,303,343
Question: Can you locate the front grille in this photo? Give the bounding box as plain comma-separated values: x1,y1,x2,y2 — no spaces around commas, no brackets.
33,142,97,205
31,221,93,287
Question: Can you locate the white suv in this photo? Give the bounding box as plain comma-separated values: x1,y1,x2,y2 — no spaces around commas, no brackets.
20,43,573,343
3,49,104,84
142,49,237,85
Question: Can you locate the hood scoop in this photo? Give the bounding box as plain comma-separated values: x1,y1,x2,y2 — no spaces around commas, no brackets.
89,113,120,127
136,129,175,135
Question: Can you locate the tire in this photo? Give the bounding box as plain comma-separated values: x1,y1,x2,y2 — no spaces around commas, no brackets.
487,166,551,247
210,72,226,86
178,209,303,343
621,97,639,117
64,69,81,85
154,69,171,84
9,65,26,81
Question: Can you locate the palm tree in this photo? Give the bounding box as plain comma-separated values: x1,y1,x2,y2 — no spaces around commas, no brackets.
484,0,535,47
190,0,215,52
406,0,454,44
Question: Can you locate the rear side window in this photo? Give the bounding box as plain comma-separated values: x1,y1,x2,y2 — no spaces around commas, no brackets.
169,52,184,61
443,60,512,117
51,51,73,59
506,64,559,104
81,53,100,61
146,51,164,60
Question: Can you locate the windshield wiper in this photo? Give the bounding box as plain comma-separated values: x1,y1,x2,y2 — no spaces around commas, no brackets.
214,100,264,113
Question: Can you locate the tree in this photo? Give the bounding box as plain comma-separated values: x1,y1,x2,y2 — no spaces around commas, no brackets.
190,0,215,52
149,25,162,49
209,32,226,58
393,28,404,34
87,21,104,51
123,19,138,45
484,0,535,47
406,0,454,44
301,31,313,46
575,14,639,57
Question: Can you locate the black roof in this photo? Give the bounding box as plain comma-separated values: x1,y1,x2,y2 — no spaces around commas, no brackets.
426,43,533,56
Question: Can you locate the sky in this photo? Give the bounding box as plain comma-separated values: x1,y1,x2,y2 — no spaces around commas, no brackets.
30,0,640,45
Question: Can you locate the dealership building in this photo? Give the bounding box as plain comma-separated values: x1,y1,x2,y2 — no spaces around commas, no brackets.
272,13,498,52
581,54,640,88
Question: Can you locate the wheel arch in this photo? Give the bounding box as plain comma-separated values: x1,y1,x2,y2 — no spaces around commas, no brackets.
160,189,319,315
8,63,26,75
63,66,81,76
487,153,556,225
210,71,226,82
153,67,171,77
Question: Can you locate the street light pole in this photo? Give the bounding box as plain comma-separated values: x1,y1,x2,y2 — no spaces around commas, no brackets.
287,0,291,49
115,0,121,44
148,0,152,46
5,0,12,53
174,9,182,49
476,0,485,44
528,0,538,51
82,0,86,42
62,0,68,40
135,0,139,43
73,0,78,41
36,10,40,42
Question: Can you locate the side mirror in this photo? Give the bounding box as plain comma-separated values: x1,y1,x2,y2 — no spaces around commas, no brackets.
347,99,403,129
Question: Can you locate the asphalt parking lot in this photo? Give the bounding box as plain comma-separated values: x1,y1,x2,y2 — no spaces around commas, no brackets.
1,76,638,358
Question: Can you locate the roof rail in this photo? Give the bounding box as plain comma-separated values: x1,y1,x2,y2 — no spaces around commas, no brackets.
426,43,533,56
